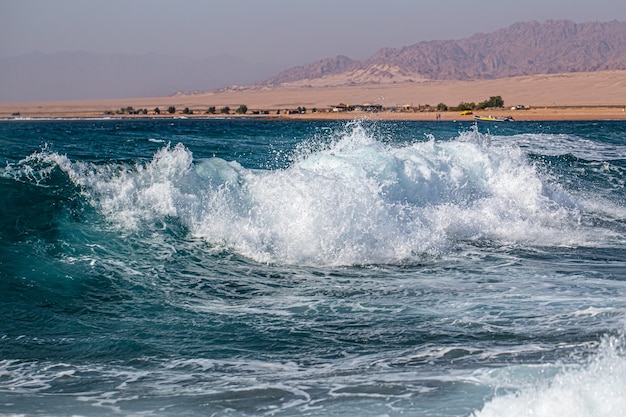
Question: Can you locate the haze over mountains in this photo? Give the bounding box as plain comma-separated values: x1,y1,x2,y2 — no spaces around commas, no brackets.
1,19,625,102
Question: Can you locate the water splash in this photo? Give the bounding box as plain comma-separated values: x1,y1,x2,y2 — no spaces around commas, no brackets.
473,330,626,417
4,123,623,266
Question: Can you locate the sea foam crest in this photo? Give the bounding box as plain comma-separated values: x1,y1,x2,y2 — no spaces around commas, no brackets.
165,125,583,264
473,330,626,417
8,123,619,266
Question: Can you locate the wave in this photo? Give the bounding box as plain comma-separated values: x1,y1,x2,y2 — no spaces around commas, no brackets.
3,123,625,266
473,330,626,417
2,326,625,416
0,150,89,246
511,132,626,161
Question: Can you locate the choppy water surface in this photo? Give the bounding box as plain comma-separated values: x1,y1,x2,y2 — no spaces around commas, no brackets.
1,118,626,416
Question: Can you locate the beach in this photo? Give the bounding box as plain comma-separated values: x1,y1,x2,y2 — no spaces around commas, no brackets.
1,70,626,120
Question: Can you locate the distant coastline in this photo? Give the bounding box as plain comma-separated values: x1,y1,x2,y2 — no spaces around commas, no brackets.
2,107,626,122
2,71,626,121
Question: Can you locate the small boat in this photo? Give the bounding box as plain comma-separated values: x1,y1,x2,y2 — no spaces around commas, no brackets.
474,115,515,122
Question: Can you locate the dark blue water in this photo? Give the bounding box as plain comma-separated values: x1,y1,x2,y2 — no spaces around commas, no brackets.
1,118,626,416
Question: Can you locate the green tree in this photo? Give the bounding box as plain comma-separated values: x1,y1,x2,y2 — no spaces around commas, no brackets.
154,107,161,115
167,106,176,114
477,96,504,109
436,103,448,111
220,106,230,114
236,104,248,114
489,95,504,108
183,107,193,115
451,102,475,111
206,106,216,114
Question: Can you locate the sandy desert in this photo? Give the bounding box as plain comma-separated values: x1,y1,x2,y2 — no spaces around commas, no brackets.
1,70,626,121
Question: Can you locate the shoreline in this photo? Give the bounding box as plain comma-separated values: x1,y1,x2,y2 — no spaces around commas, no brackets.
2,106,626,122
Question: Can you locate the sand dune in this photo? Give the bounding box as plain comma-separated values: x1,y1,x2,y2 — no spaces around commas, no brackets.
1,70,626,120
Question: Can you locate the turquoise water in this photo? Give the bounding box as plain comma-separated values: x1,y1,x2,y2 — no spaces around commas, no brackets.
1,118,626,416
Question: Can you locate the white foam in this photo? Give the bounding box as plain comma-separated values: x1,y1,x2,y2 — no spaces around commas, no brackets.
188,123,620,265
472,332,626,417
511,132,626,161
7,123,624,266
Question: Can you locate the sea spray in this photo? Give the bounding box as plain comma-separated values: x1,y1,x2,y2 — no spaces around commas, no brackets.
4,122,621,266
190,123,607,264
473,330,626,417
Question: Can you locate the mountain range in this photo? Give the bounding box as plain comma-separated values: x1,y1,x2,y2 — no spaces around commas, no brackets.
261,19,626,87
1,19,625,102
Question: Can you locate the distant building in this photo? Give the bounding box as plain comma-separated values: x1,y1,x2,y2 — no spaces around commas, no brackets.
332,103,354,112
355,103,383,112
332,103,383,112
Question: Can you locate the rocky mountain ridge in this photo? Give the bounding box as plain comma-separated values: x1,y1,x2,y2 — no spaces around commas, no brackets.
262,20,626,87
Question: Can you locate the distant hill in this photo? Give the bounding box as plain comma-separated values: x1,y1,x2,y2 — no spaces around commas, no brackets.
0,51,280,102
262,20,626,87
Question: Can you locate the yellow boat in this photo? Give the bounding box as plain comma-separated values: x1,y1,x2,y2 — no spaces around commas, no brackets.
474,115,514,122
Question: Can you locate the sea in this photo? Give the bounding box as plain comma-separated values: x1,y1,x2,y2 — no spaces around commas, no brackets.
1,117,625,417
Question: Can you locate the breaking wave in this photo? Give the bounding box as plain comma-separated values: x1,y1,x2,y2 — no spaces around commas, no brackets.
4,122,624,266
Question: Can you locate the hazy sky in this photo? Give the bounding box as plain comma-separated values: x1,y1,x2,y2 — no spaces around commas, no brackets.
3,0,626,66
